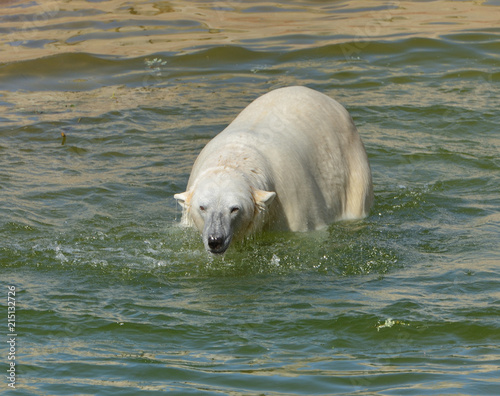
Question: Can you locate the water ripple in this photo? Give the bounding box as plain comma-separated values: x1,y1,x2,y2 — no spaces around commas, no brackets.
1,1,500,395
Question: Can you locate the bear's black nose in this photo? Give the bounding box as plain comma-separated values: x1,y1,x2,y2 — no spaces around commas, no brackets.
208,235,224,251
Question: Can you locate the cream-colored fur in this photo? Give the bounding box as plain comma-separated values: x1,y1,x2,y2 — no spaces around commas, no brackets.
175,86,373,254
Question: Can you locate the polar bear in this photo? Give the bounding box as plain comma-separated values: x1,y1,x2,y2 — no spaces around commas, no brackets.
174,86,373,254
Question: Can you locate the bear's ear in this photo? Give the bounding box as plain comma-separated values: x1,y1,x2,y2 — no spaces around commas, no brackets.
254,190,276,210
174,191,190,209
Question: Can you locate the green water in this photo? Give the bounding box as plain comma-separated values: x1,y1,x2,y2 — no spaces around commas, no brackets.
1,1,499,395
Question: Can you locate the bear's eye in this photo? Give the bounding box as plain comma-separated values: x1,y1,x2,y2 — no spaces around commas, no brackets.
230,206,240,214
199,205,206,212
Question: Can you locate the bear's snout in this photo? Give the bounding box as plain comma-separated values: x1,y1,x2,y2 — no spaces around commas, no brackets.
207,234,227,254
203,212,232,254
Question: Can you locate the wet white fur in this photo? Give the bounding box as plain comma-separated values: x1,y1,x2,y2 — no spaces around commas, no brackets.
175,86,373,252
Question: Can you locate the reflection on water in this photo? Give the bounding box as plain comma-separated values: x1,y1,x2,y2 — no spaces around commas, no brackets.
1,0,500,129
2,0,500,62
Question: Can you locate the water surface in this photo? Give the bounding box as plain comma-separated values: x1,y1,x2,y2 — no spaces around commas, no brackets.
1,1,499,395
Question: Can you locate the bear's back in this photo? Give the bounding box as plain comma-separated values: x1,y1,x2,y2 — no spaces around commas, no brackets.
189,86,373,230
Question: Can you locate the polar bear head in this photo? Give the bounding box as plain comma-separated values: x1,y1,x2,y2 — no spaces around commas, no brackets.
174,169,275,254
